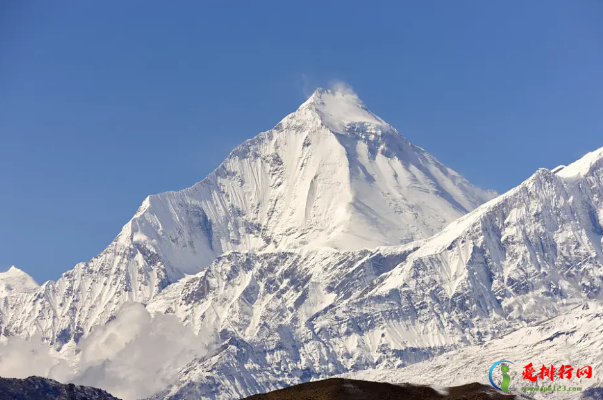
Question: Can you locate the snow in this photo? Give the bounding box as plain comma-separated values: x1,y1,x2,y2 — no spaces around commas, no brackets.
0,266,39,297
302,86,386,134
2,87,603,400
343,302,603,399
557,147,603,179
0,303,213,400
148,144,603,399
0,86,496,344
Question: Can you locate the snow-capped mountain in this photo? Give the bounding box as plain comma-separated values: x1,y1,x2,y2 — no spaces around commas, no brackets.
3,87,602,400
0,267,38,298
148,147,603,400
0,267,40,338
343,302,603,398
0,87,493,345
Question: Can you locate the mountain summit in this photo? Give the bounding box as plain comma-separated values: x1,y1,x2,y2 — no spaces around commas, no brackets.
0,87,494,347
0,266,39,297
300,87,388,134
149,145,603,400
133,86,495,270
3,89,603,400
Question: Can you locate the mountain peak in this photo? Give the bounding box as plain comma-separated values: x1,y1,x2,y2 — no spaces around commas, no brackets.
300,86,387,134
2,265,25,276
556,146,603,179
0,266,39,296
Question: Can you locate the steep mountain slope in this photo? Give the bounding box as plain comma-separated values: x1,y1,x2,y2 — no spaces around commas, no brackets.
242,378,518,400
150,147,603,400
343,302,603,399
6,88,602,400
144,87,494,256
0,267,38,298
0,267,39,336
0,87,493,345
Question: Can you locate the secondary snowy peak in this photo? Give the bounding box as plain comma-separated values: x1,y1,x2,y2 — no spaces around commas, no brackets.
343,303,603,397
149,145,603,400
556,146,603,179
0,88,494,345
0,267,39,297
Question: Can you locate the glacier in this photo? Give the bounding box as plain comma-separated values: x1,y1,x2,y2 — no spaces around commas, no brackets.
0,87,494,345
1,87,602,400
342,302,603,398
148,147,603,400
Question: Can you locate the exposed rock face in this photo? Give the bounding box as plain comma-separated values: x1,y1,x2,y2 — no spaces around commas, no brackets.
241,378,518,400
343,302,603,398
0,376,121,400
0,88,493,346
3,88,603,400
150,148,603,400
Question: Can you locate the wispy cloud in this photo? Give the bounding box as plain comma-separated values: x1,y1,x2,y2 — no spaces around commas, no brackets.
300,75,357,99
328,80,356,96
301,73,317,98
0,303,216,400
0,335,69,380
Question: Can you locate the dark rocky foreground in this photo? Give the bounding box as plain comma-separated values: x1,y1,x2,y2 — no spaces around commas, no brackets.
242,378,518,400
0,376,121,400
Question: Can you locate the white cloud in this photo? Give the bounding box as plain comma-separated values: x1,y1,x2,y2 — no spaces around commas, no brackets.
301,73,317,99
0,303,215,400
328,80,356,97
0,335,68,380
299,75,357,99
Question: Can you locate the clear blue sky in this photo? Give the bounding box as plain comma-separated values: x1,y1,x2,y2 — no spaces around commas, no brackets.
1,0,602,283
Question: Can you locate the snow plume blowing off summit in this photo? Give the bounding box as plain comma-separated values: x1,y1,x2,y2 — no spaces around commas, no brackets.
173,81,497,254
0,86,501,399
